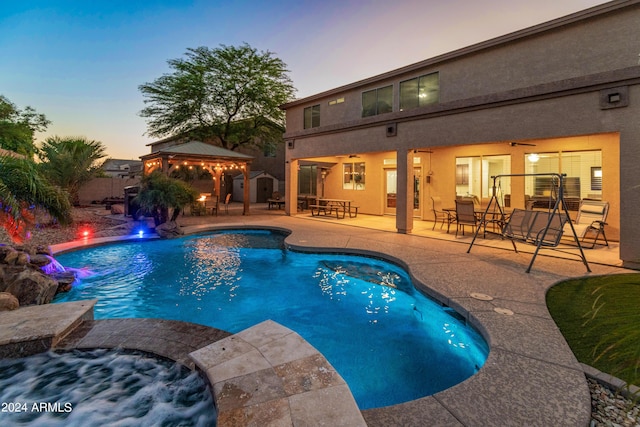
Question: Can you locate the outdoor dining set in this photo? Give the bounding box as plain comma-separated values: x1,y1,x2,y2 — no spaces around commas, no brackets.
309,198,359,219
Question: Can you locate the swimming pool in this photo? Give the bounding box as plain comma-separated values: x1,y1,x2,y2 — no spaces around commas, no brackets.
53,229,488,409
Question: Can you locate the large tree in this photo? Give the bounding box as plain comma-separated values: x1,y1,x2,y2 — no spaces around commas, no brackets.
139,43,296,151
0,154,71,243
0,95,50,157
38,136,107,206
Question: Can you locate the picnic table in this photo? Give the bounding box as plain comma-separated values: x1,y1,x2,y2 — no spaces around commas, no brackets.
310,199,359,219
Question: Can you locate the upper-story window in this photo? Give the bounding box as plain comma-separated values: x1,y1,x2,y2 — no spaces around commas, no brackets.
304,104,320,129
399,72,439,111
362,85,392,117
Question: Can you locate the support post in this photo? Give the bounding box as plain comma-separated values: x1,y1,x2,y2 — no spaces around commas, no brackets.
243,163,251,215
396,149,413,234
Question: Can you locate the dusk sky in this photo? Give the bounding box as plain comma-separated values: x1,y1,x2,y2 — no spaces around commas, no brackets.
1,0,607,160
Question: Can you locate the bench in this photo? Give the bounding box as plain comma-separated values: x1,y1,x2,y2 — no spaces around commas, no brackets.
310,204,349,219
349,206,359,218
310,204,329,216
502,209,567,248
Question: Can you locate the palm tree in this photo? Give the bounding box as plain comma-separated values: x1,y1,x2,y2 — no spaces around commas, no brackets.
0,154,71,243
38,136,107,206
134,171,198,227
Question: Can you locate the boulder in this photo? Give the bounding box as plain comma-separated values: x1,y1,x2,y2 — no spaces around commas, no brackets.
15,252,30,266
52,271,76,293
4,250,19,265
4,269,59,305
0,292,19,311
29,254,52,268
110,204,125,214
155,221,184,238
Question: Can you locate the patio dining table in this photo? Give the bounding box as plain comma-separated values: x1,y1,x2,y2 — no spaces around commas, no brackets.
443,206,512,234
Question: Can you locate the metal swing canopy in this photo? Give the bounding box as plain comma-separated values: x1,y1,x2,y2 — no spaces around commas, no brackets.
140,141,254,215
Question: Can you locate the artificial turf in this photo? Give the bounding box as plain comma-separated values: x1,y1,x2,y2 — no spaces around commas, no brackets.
546,273,640,387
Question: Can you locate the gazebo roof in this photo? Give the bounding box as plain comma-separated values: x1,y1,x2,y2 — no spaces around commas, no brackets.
140,141,253,161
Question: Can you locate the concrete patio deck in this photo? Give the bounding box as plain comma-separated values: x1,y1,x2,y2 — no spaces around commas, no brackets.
1,205,633,426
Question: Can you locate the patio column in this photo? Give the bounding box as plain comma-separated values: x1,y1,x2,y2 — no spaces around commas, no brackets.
214,168,222,197
243,163,250,215
285,159,298,215
161,156,169,174
396,149,413,234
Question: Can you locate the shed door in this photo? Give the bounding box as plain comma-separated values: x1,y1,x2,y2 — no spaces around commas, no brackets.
256,177,273,203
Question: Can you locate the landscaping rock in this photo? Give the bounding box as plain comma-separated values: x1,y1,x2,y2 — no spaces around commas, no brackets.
155,221,184,238
4,250,19,265
4,268,59,305
110,204,125,214
29,254,53,268
15,252,30,266
0,292,19,311
52,271,76,293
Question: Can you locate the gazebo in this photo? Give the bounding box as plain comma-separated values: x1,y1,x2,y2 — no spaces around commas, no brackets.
139,141,254,215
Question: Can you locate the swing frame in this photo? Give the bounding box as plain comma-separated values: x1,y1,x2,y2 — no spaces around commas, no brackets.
467,173,591,273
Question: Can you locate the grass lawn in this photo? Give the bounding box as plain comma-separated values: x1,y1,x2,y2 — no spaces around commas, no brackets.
547,273,640,387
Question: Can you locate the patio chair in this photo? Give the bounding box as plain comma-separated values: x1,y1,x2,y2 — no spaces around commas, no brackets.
267,191,284,209
431,196,455,232
455,199,477,237
563,199,609,248
223,193,232,214
205,195,219,216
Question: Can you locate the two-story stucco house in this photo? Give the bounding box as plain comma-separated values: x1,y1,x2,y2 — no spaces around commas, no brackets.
281,0,640,269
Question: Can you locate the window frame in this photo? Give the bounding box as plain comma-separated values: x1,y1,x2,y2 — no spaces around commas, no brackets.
361,85,393,117
399,72,439,111
303,104,320,129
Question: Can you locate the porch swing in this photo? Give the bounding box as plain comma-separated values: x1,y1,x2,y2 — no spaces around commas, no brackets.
467,173,591,273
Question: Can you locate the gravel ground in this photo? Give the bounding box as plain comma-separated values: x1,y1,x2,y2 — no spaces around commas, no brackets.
0,206,137,247
1,206,638,425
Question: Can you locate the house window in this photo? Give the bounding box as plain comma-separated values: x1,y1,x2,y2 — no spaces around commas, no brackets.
399,72,439,111
456,155,511,205
299,165,317,195
328,97,345,106
524,150,602,208
362,85,392,117
343,162,366,190
304,105,320,129
263,142,277,158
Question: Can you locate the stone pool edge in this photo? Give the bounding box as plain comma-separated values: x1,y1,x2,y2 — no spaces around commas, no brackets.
0,301,366,426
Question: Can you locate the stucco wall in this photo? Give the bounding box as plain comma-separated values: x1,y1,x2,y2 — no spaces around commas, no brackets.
282,1,640,267
78,177,140,205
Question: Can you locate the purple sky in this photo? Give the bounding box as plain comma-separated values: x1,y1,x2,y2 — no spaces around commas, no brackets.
0,0,607,159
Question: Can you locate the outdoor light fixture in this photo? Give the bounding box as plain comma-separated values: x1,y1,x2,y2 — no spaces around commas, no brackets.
509,142,536,147
349,154,360,158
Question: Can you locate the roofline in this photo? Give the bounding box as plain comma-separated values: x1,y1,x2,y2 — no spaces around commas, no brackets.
280,0,640,109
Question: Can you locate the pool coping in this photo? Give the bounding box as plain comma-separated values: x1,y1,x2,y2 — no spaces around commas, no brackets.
3,215,634,425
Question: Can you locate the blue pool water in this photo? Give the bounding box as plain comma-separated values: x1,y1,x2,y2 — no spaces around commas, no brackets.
53,229,488,409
